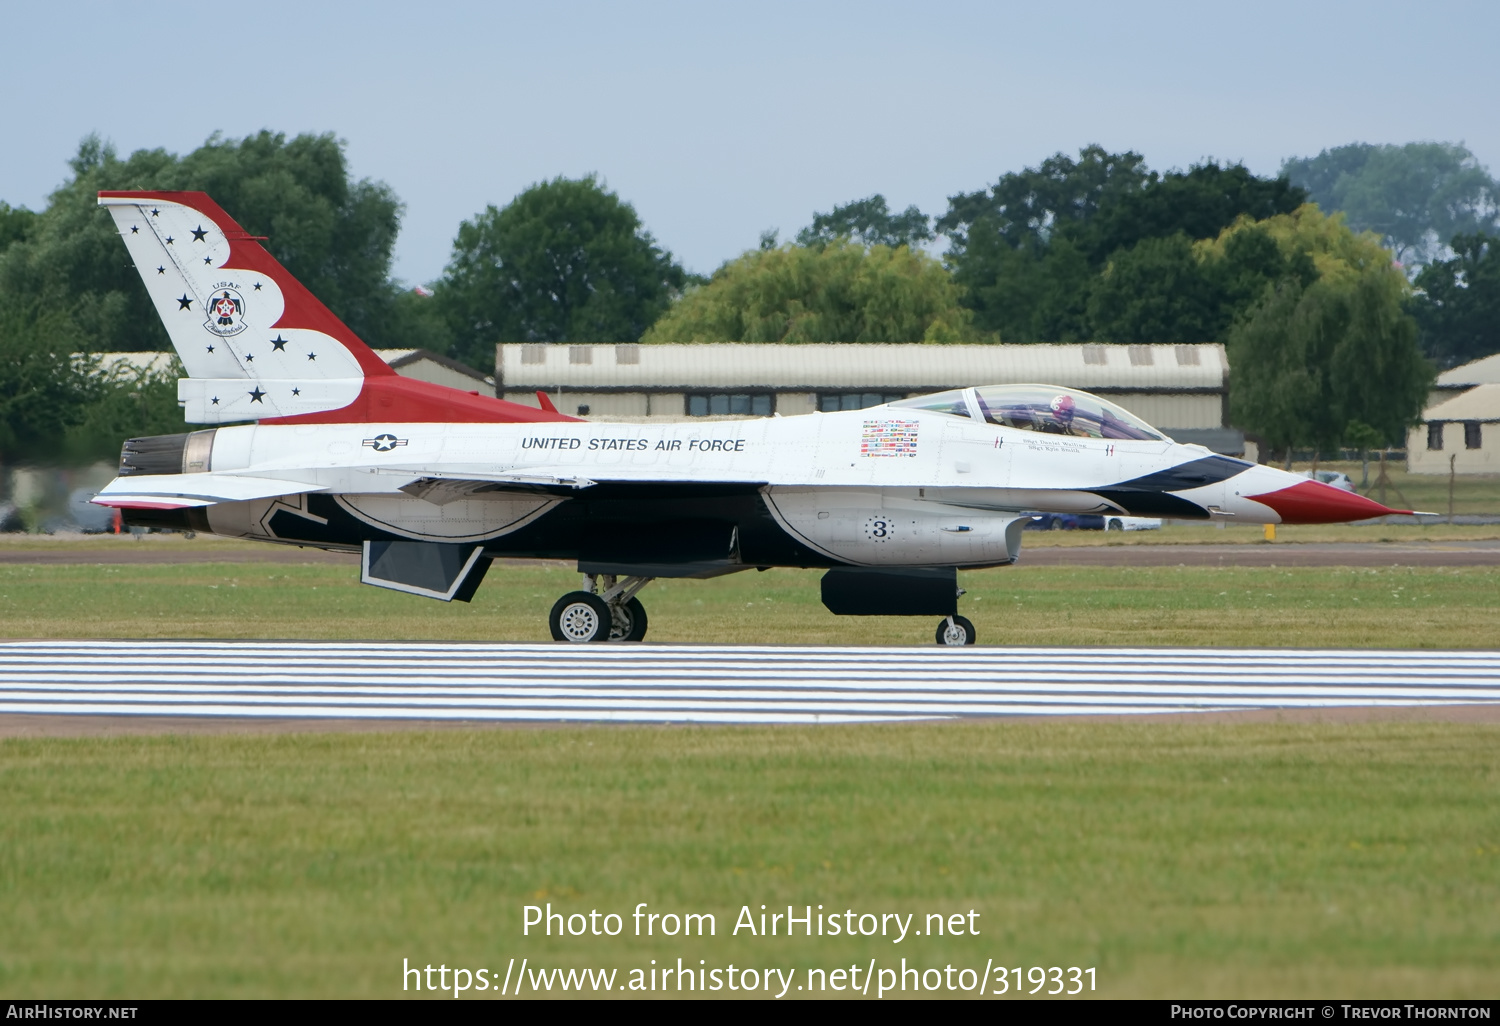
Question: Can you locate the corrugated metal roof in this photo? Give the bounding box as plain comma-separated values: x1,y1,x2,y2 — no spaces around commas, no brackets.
1423,382,1500,421
497,343,1227,392
1437,353,1500,387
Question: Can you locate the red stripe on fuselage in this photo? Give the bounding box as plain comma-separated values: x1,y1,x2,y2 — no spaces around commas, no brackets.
1248,480,1410,524
261,374,579,425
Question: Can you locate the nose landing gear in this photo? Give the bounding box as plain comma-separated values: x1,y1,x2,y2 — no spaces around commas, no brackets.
548,574,653,642
936,614,977,646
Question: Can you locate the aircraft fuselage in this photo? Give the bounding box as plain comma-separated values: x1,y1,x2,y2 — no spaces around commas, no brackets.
106,402,1371,575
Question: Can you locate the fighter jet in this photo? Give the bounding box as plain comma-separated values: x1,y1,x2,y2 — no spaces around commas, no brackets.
91,191,1413,645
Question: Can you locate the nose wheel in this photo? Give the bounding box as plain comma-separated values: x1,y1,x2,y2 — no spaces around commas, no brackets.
936,614,976,646
549,574,653,643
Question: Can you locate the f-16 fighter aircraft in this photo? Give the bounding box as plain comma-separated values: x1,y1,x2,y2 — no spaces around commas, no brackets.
91,191,1414,645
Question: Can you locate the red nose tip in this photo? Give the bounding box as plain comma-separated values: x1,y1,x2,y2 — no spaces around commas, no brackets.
1248,480,1411,524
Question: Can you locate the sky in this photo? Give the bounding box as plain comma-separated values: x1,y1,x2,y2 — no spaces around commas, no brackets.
4,0,1498,284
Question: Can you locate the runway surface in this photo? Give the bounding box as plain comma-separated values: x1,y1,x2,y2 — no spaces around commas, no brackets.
2,641,1498,725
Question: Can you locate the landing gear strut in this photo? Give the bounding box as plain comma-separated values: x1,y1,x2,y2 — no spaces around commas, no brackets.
548,574,653,643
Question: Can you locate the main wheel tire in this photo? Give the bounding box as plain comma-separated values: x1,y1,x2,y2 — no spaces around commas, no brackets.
608,597,649,642
549,591,612,643
935,614,977,646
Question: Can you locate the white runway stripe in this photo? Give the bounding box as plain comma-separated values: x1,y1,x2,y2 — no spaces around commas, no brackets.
2,642,1499,724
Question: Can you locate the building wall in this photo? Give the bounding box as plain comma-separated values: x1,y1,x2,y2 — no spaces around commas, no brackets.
497,342,1229,430
1406,421,1498,474
500,391,653,419
746,392,807,416
507,386,1220,429
1105,393,1223,433
375,350,494,392
497,342,1228,393
392,358,491,392
502,391,719,419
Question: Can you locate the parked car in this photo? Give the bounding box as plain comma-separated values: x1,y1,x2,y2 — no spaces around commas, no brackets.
1025,513,1099,531
1025,514,1161,531
1300,470,1355,492
1104,516,1163,531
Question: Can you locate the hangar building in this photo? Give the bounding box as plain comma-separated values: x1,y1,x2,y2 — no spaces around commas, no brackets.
1408,355,1500,474
495,342,1243,455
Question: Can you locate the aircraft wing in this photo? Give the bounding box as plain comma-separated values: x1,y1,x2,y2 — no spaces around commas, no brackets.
395,473,595,504
380,464,770,503
92,473,325,509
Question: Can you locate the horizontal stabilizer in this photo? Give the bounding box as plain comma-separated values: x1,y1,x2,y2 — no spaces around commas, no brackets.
178,378,363,423
91,472,323,509
360,541,492,602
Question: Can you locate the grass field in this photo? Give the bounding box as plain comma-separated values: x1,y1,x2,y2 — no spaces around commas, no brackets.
1,720,1496,998
1,559,1498,648
1,551,1497,999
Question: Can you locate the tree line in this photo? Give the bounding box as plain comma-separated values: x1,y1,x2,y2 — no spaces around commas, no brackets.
1,132,1497,466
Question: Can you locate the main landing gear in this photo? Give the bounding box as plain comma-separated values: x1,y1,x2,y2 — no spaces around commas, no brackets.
549,574,653,643
548,573,974,646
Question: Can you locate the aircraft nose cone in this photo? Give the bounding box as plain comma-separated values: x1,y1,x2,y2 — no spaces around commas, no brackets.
1247,479,1411,524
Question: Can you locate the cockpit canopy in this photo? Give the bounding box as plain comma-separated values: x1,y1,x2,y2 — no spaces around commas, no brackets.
890,385,1165,441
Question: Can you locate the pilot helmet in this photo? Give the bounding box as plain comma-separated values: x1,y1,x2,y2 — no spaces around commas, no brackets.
1050,393,1076,423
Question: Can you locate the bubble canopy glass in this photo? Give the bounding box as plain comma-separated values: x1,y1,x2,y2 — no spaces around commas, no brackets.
886,389,970,418
890,385,1165,441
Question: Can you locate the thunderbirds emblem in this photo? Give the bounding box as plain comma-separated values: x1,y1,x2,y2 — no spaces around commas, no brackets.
205,287,247,337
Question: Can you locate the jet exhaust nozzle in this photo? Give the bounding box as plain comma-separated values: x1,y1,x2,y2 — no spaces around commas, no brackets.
118,430,215,477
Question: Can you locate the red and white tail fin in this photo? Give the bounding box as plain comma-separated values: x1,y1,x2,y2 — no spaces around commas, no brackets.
98,191,574,425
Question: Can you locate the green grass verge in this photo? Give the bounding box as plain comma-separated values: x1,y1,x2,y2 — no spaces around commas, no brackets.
3,558,1496,998
1,721,1496,998
2,561,1499,648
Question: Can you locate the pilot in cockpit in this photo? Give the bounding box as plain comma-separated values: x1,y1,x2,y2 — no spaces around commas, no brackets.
896,386,1165,443
1043,393,1078,435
